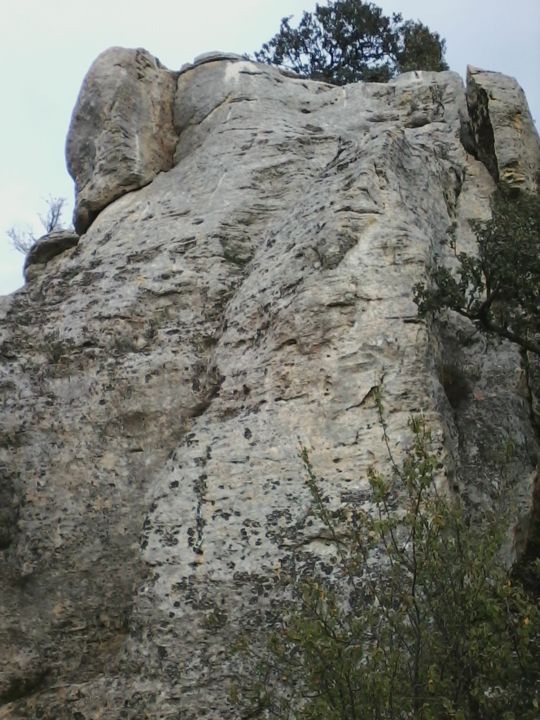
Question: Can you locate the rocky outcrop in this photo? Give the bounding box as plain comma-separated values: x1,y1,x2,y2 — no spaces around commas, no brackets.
0,50,539,718
66,47,178,234
466,65,540,189
23,230,79,282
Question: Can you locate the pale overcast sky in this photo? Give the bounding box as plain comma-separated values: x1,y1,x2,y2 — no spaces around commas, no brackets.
1,0,539,295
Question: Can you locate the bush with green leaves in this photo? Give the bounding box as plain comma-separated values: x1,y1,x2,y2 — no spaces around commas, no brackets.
414,186,540,357
253,0,448,85
232,412,539,719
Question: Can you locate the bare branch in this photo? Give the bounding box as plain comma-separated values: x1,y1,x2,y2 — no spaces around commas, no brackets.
38,196,66,233
6,196,68,255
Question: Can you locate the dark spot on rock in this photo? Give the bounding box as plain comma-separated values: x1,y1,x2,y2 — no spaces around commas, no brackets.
439,362,470,409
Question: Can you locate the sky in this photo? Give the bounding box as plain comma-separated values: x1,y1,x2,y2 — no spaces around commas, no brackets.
1,0,539,295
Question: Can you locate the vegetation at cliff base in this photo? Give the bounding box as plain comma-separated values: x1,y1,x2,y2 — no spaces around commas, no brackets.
414,185,540,357
253,0,448,85
232,413,540,719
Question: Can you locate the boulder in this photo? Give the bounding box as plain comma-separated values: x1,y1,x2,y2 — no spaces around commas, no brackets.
467,65,540,189
23,229,79,281
66,47,178,234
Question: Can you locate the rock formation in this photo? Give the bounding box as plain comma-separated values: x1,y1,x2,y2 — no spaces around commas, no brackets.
0,47,539,718
66,48,178,235
23,230,79,283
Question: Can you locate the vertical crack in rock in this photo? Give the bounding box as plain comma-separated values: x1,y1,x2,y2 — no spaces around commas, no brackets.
466,65,540,191
465,70,499,182
0,467,19,550
513,353,540,583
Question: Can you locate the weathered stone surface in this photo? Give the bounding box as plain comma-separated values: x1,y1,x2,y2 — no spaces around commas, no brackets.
467,65,540,189
23,230,79,282
66,47,178,234
179,50,246,73
0,50,539,717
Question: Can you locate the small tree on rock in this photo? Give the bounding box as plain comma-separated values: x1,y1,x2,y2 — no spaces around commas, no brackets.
253,0,448,85
414,185,540,357
7,196,67,255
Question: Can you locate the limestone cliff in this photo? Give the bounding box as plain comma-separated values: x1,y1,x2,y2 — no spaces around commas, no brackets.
0,47,539,718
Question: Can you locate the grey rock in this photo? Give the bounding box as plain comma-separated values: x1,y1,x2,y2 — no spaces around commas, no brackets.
66,47,178,234
467,65,540,189
23,229,79,281
179,52,246,75
0,50,539,717
192,50,246,66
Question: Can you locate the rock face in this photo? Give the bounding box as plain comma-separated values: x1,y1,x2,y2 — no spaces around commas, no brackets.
23,230,79,282
66,47,178,234
466,65,540,190
1,50,539,718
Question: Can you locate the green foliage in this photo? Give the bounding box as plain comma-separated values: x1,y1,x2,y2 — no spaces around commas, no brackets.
414,186,540,356
232,414,540,719
397,20,448,75
253,1,447,85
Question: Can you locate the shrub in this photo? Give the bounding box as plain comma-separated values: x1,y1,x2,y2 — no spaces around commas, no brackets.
253,1,447,85
414,185,540,357
232,408,540,719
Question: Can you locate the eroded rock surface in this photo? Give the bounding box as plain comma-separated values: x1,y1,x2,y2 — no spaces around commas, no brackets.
466,65,540,189
66,47,178,234
1,50,539,718
23,230,79,282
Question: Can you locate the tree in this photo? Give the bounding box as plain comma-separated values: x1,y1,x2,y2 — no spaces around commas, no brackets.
253,1,448,85
414,186,540,357
232,411,540,719
7,196,67,255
